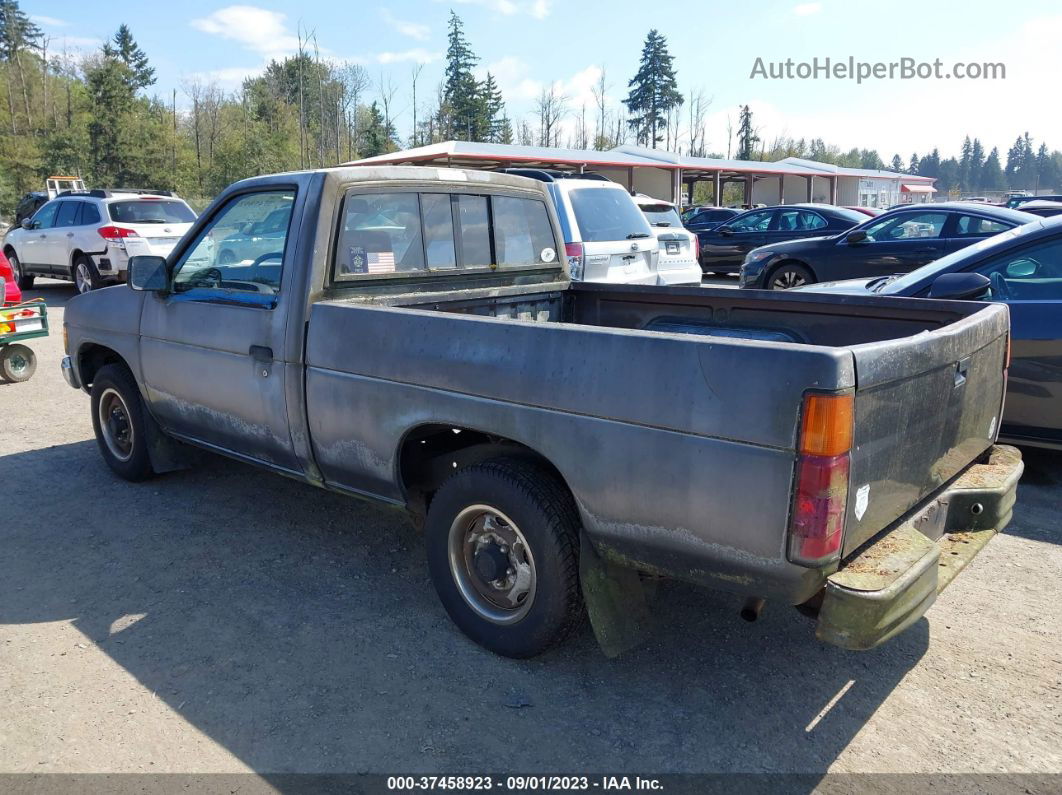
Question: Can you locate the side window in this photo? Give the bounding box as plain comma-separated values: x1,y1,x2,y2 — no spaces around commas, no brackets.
456,194,491,267
976,237,1062,301
81,203,101,226
863,212,948,241
801,211,827,230
492,196,557,266
172,190,294,298
55,201,80,227
336,192,424,276
729,210,773,232
956,215,1010,237
774,210,824,231
31,202,60,229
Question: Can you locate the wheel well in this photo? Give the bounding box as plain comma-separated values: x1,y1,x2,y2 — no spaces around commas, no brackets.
77,344,127,387
767,258,815,280
3,244,16,260
397,424,568,522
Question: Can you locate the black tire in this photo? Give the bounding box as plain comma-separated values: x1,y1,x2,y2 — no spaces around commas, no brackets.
73,253,101,294
425,458,583,658
8,250,34,290
0,343,36,382
767,262,815,290
90,363,156,481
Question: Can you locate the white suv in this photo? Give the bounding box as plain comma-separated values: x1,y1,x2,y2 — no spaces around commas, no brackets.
632,195,702,286
502,170,659,285
3,189,197,293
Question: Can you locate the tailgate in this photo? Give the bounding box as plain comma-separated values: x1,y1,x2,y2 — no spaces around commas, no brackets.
842,302,1010,556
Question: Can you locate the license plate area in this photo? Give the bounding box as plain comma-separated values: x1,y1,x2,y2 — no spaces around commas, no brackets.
665,242,680,255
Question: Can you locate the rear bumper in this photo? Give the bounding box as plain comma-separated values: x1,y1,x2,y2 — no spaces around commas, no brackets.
816,445,1023,650
656,262,703,286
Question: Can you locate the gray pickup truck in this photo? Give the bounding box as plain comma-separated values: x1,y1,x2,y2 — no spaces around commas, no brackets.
61,166,1023,658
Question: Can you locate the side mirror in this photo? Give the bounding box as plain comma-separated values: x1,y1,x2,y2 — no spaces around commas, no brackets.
20,218,32,230
846,230,868,244
718,226,734,235
128,255,169,292
928,272,991,300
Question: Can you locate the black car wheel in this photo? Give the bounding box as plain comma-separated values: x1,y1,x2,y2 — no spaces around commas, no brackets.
768,263,814,290
8,251,34,290
425,457,583,658
90,364,156,481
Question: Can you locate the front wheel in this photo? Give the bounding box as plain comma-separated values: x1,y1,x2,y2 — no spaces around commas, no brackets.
425,458,583,658
768,262,814,290
0,343,36,382
8,251,34,290
90,364,156,481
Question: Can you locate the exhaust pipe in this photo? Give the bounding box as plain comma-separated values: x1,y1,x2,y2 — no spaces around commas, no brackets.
740,597,765,623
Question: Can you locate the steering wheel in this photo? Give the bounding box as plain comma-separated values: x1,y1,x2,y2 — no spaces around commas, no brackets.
990,271,1010,300
247,251,283,283
190,267,224,289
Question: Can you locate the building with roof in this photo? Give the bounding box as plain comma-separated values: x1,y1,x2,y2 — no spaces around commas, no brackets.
344,141,936,209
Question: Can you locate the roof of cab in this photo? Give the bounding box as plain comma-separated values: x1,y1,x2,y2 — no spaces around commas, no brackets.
319,164,553,193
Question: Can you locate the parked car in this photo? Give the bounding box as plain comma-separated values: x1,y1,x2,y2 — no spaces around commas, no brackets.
1006,194,1062,209
61,165,1021,659
632,194,701,285
740,202,1038,290
1014,200,1062,218
795,215,1062,449
681,205,741,232
844,206,884,217
500,169,658,285
698,204,864,276
3,189,197,293
14,191,48,225
0,249,21,304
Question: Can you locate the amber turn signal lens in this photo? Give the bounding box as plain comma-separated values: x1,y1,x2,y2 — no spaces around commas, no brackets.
800,393,854,457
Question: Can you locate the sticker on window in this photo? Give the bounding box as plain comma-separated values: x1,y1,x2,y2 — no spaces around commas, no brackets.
540,247,556,263
348,245,396,275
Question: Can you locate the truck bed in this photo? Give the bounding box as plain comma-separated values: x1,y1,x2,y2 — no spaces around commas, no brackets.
305,283,1008,599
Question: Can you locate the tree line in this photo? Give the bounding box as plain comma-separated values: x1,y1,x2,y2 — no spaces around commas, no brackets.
0,0,1057,217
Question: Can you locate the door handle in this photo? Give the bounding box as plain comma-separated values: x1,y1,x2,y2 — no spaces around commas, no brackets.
66,232,74,237
249,345,273,362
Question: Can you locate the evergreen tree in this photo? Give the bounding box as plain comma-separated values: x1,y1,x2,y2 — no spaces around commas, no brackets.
860,149,883,169
736,105,759,160
442,11,480,140
958,136,972,192
85,55,136,185
104,24,155,91
908,153,919,174
0,0,42,132
938,157,960,193
969,138,985,191
360,101,395,156
481,72,505,143
981,147,1005,191
890,154,904,173
624,29,683,147
917,148,941,180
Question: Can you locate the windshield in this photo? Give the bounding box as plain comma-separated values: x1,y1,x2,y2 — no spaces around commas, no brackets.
880,221,1044,294
568,187,653,242
108,200,196,224
640,204,683,227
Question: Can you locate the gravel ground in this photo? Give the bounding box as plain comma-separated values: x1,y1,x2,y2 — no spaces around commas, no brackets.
1,280,1059,777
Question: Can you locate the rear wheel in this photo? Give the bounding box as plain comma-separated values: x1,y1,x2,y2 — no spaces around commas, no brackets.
768,262,814,290
73,254,101,294
425,458,583,658
90,364,156,481
8,251,34,290
0,343,36,382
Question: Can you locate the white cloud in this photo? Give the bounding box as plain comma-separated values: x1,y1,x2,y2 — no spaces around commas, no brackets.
190,65,263,87
375,48,441,64
793,2,823,16
32,15,68,27
478,56,542,101
191,5,301,61
445,0,553,18
380,9,430,41
50,35,104,51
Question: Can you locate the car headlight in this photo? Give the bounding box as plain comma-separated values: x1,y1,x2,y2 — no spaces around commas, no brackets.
744,250,776,263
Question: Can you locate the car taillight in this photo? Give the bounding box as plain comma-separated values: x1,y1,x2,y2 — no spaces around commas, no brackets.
97,225,139,241
788,392,854,566
565,242,584,280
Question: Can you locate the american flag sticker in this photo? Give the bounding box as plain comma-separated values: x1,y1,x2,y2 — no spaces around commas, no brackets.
348,245,396,274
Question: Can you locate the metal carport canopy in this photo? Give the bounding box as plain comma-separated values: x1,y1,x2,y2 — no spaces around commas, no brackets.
342,141,673,171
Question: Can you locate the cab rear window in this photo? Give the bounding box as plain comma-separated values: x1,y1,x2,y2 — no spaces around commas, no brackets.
333,191,559,281
108,200,196,224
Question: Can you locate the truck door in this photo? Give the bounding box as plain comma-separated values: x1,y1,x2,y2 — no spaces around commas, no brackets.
138,188,302,472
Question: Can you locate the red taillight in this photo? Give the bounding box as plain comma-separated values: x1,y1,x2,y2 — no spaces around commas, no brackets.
97,225,139,241
789,392,854,566
564,242,583,260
